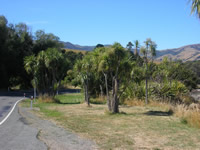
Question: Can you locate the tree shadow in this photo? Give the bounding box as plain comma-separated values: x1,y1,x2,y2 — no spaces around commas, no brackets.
144,110,173,116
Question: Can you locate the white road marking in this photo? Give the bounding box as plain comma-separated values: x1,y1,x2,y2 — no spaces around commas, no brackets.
0,98,24,126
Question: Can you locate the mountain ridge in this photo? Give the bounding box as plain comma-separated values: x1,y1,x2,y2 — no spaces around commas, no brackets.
62,41,200,61
156,43,200,62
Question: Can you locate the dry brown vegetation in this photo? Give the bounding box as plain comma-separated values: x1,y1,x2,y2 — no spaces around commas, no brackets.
174,103,200,128
28,98,200,150
64,48,87,54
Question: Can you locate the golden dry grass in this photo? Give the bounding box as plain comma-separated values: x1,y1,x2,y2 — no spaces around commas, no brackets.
64,48,87,54
31,101,200,150
174,103,200,128
38,94,55,103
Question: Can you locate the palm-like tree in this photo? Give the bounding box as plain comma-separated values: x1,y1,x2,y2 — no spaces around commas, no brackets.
140,38,157,104
190,0,200,18
74,54,93,106
24,55,37,99
45,48,63,96
134,40,139,56
149,41,157,62
126,41,134,51
24,55,36,74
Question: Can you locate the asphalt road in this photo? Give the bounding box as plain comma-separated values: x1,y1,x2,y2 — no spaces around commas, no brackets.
0,95,47,150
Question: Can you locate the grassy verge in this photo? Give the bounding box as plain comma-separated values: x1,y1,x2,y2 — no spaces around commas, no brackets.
55,93,84,104
21,95,200,150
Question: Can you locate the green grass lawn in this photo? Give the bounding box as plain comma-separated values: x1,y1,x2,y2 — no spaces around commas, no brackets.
20,94,200,150
55,93,84,104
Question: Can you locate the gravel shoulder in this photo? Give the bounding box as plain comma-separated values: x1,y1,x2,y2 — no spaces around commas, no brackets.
19,106,98,150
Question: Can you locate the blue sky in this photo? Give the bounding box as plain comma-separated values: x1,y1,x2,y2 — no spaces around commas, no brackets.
1,0,200,50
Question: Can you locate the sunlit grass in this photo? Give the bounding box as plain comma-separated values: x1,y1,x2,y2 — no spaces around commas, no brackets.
55,93,84,104
20,96,200,150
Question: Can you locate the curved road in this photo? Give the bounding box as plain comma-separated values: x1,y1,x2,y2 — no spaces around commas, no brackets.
0,95,47,150
0,92,97,150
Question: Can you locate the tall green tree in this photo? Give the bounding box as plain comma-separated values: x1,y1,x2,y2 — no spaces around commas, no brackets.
96,43,132,113
0,17,34,88
73,54,93,106
95,47,112,111
134,40,139,56
24,48,69,97
0,16,9,88
126,41,134,51
140,38,157,104
33,30,63,54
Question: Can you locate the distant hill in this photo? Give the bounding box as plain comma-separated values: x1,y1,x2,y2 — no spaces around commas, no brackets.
61,42,95,51
61,42,110,51
62,41,200,62
156,44,200,62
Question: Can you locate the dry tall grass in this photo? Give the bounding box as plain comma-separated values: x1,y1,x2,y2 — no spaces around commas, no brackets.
38,94,55,103
124,98,200,128
174,103,200,128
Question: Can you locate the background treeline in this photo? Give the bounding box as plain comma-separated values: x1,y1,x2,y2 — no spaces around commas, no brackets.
0,15,83,89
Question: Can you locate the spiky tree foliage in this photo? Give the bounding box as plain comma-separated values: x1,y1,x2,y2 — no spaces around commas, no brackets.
73,54,93,106
126,41,134,51
140,38,157,104
134,40,139,56
24,48,69,97
190,0,200,18
94,43,132,113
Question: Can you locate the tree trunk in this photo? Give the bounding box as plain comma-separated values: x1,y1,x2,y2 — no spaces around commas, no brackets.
145,60,148,105
85,78,90,106
84,82,87,102
112,77,119,113
100,84,103,97
34,79,37,102
145,77,148,104
104,73,111,111
56,80,61,95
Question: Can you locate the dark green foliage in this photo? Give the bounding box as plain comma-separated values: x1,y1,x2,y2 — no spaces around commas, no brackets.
170,62,198,90
0,16,33,88
183,60,200,84
0,16,64,89
24,48,70,96
33,30,63,54
95,44,104,49
64,51,83,69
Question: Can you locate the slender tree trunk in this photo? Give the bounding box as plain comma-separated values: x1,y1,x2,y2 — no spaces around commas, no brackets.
145,60,148,105
104,73,111,111
86,78,90,106
100,84,103,97
83,77,90,106
145,77,148,104
57,80,61,95
34,79,37,102
112,77,119,113
84,82,87,102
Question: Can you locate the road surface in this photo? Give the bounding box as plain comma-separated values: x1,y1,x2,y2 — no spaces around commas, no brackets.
0,95,47,150
0,92,97,150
